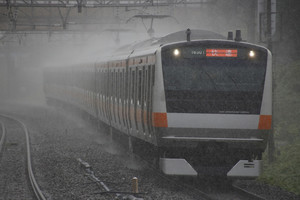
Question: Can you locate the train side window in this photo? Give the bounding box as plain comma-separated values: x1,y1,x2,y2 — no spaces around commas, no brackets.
108,69,111,120
99,70,102,95
128,68,131,102
119,69,121,101
112,70,115,99
128,68,132,129
144,67,147,100
102,70,105,95
141,66,146,133
117,69,121,125
109,70,111,98
103,69,106,116
116,70,118,101
131,70,135,103
110,70,113,99
152,64,155,86
149,65,155,133
96,68,99,93
104,70,107,118
146,65,152,133
100,70,103,95
121,69,126,127
113,70,116,100
137,68,142,105
113,70,117,123
117,70,120,101
120,69,123,101
104,69,106,95
134,67,138,131
121,69,124,101
116,70,119,101
115,70,118,101
144,66,149,133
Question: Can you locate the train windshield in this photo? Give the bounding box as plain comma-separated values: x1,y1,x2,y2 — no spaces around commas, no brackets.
161,42,268,114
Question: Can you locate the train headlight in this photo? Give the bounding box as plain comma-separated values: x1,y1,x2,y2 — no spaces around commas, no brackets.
173,49,180,57
249,50,255,58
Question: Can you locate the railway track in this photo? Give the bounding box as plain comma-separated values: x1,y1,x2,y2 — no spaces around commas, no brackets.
77,158,144,200
232,184,267,200
0,121,5,154
154,174,267,200
0,114,46,200
0,110,269,200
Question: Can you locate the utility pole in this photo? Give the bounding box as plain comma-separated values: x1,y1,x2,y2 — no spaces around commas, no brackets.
267,0,275,163
267,0,273,51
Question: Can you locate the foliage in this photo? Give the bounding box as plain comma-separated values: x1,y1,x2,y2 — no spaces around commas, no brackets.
260,60,300,195
273,60,300,143
259,138,300,195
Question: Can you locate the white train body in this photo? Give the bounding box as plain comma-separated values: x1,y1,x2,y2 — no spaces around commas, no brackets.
44,30,272,177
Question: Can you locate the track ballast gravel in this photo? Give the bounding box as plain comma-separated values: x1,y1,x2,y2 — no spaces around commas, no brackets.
0,103,299,200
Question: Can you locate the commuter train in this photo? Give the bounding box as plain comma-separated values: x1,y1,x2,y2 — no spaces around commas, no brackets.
44,29,272,177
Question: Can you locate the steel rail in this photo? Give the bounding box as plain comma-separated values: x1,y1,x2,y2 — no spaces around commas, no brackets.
0,121,5,154
78,158,143,200
232,184,267,200
128,152,213,200
129,149,269,200
0,114,47,200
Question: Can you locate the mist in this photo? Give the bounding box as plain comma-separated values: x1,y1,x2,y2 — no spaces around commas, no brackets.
0,1,258,107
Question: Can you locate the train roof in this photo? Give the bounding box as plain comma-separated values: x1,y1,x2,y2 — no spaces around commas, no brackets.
116,29,225,52
156,29,225,44
109,29,226,59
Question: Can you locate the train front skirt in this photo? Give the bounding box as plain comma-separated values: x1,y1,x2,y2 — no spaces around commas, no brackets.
159,158,262,178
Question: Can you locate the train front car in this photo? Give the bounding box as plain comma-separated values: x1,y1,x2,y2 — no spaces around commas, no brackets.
154,40,272,178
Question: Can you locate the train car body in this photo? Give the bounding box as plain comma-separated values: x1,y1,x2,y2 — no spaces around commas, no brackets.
44,30,272,178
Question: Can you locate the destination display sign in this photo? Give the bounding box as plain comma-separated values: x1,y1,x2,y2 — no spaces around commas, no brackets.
206,49,238,57
178,47,239,58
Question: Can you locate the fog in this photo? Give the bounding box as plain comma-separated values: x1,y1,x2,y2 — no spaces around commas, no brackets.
0,1,299,144
0,2,259,107
1,1,300,196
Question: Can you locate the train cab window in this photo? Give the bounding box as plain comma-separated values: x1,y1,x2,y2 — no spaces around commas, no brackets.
161,43,267,114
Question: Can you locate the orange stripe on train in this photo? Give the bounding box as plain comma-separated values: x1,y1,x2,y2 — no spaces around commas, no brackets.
152,112,168,127
258,115,272,130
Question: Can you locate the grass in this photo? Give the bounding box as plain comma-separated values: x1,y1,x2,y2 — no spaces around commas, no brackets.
259,60,300,195
259,139,300,195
